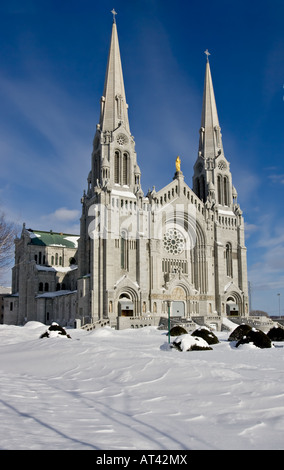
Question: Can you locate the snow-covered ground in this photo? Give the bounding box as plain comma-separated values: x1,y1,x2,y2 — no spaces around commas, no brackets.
0,321,283,450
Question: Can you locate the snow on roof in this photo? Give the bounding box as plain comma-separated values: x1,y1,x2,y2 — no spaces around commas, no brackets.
35,265,78,273
35,290,77,299
26,229,79,248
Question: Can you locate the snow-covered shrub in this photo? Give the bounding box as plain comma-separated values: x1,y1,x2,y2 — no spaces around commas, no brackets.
267,326,284,341
40,322,71,339
236,328,272,349
192,326,219,345
169,325,188,336
172,334,212,352
228,324,252,342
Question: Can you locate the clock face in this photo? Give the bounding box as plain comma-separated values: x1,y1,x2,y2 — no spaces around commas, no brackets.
163,228,185,255
117,134,128,146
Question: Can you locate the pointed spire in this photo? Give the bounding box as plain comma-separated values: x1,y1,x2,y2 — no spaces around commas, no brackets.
199,52,223,159
99,13,130,133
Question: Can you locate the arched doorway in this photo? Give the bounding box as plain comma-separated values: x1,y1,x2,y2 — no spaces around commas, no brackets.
118,293,134,317
226,296,239,316
171,301,185,317
171,286,186,318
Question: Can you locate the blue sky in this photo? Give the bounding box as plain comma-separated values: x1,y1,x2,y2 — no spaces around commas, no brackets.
0,0,283,315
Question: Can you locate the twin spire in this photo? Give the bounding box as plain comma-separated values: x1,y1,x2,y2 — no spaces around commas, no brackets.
99,10,130,133
199,50,224,159
99,12,225,189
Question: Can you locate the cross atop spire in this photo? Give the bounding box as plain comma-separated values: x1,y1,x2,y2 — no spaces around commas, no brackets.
111,8,117,23
204,49,210,62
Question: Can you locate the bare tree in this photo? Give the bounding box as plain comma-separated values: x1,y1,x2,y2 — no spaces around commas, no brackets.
250,309,269,318
0,212,17,281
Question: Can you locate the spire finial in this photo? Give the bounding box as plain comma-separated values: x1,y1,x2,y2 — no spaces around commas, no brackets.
204,49,210,62
111,8,117,23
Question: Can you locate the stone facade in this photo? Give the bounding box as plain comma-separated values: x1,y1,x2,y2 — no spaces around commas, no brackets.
4,18,249,329
77,19,249,329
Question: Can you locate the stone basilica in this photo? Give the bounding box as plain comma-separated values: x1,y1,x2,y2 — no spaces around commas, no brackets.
4,15,249,329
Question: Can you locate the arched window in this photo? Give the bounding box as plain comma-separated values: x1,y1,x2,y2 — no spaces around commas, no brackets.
55,253,58,265
120,230,129,270
114,151,120,184
39,282,43,292
217,174,230,206
225,242,233,277
224,176,229,206
123,153,128,185
199,175,205,201
44,283,49,292
217,175,222,204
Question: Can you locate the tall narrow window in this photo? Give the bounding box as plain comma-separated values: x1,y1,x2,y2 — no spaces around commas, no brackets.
224,176,229,206
120,231,129,270
226,243,233,277
114,151,120,184
123,153,128,185
199,175,205,201
217,175,222,204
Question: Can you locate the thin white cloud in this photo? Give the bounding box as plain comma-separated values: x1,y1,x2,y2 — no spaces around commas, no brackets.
0,70,93,201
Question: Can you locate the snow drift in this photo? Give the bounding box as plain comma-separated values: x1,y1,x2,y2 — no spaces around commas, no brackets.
0,322,284,450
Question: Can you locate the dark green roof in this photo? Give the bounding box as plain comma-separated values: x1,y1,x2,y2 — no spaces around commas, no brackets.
27,230,79,248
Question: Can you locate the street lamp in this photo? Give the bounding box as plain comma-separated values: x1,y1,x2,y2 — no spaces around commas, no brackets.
167,301,171,344
277,293,281,317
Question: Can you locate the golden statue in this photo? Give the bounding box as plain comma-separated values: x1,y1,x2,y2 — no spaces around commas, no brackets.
175,156,181,172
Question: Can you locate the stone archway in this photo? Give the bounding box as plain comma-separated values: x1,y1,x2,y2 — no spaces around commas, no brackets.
115,286,139,317
226,295,240,316
118,293,134,317
172,286,186,300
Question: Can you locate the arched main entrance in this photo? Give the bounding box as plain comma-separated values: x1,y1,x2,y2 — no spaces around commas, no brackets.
171,286,186,317
172,301,185,317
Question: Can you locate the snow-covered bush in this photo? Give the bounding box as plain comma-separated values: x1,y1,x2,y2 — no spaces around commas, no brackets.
267,326,284,341
169,325,188,336
228,324,252,342
40,322,71,339
172,334,212,352
192,326,219,345
236,328,272,349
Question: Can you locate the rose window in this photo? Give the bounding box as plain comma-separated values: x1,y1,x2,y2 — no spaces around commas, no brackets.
163,228,185,255
218,160,227,170
117,134,128,146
